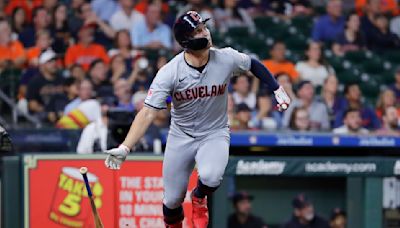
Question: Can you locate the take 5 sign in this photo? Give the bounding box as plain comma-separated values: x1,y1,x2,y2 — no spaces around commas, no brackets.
23,155,198,228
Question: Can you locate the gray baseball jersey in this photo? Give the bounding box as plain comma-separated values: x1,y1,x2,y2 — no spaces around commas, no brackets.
144,47,251,137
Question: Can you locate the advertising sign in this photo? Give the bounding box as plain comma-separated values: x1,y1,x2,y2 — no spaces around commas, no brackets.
24,155,198,228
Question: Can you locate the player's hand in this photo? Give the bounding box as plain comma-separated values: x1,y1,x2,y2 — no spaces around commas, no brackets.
104,144,130,170
274,86,291,112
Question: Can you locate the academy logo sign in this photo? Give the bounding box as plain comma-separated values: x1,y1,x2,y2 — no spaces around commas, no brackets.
236,159,286,175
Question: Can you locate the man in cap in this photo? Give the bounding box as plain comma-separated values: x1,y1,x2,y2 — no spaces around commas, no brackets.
26,49,64,120
282,193,329,228
227,191,268,228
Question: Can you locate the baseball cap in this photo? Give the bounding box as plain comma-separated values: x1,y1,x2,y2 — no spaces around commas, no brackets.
292,193,312,209
39,49,57,64
231,191,254,205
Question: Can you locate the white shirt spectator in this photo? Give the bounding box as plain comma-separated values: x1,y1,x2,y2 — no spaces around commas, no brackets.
77,118,108,154
333,125,369,135
232,92,256,110
295,61,335,87
110,9,144,31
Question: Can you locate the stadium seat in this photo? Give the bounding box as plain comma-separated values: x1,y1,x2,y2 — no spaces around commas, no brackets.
290,16,313,36
336,70,362,84
285,36,308,52
344,51,373,64
360,79,381,99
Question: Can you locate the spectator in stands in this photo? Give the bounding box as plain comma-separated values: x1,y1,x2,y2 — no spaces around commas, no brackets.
57,98,102,129
376,89,399,120
113,78,134,112
76,100,110,154
26,30,52,67
262,0,313,19
64,79,95,115
0,19,26,70
91,0,120,23
355,0,398,17
87,59,113,98
360,0,382,47
64,24,110,71
368,14,400,52
178,0,215,31
131,2,172,50
276,73,296,100
227,191,268,228
50,4,71,54
26,49,64,121
69,2,116,48
232,74,256,110
282,80,330,131
236,0,271,18
333,108,369,134
389,67,400,105
262,41,298,82
47,78,79,123
282,193,329,228
128,56,153,92
109,54,131,84
329,208,346,228
110,0,144,31
334,83,380,129
295,42,335,87
332,12,367,56
375,106,400,136
213,0,256,34
109,30,141,64
319,75,344,128
312,0,345,44
4,0,41,22
11,7,27,39
69,64,86,82
19,7,50,48
231,103,252,130
390,14,400,38
250,92,281,130
288,107,311,132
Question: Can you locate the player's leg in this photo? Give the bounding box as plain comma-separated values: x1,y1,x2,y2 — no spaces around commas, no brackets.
192,129,230,228
163,132,197,227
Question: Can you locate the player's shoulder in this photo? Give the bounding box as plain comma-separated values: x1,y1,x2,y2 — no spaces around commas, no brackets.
156,52,184,74
211,46,239,54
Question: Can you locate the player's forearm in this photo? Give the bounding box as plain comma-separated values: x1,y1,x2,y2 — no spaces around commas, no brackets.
121,106,158,150
249,58,279,91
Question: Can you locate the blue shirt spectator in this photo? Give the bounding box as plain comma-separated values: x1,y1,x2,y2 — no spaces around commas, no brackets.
333,84,380,130
91,0,120,23
131,3,172,49
312,0,345,43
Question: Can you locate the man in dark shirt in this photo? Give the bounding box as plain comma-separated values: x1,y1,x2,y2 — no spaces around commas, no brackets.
227,191,268,228
26,49,64,121
282,193,330,228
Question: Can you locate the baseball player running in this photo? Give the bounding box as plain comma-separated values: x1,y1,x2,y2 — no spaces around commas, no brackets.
105,11,290,228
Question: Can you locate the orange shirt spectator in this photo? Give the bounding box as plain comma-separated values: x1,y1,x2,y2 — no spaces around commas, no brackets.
26,46,40,64
0,40,25,63
262,60,298,81
65,25,109,71
262,41,298,82
65,43,109,71
355,0,399,16
5,0,42,22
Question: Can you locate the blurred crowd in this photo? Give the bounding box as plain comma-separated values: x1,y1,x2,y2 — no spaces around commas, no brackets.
228,191,346,228
0,0,399,139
